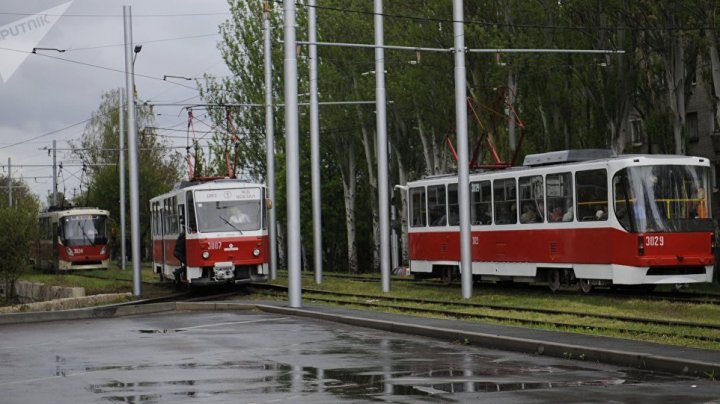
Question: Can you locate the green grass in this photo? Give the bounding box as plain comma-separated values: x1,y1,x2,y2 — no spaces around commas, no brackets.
265,272,720,350
16,262,167,297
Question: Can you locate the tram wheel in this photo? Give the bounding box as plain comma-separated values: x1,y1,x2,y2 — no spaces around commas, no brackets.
548,270,561,292
578,279,594,294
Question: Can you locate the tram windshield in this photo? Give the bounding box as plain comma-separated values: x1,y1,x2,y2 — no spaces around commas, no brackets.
193,188,262,233
59,215,108,246
612,165,713,233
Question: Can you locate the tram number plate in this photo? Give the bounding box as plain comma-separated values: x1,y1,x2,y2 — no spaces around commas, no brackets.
472,236,479,245
645,235,664,247
209,241,222,250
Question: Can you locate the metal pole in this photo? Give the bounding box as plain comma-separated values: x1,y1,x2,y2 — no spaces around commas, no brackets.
119,89,127,270
124,5,141,297
263,4,277,280
52,140,57,206
7,158,11,207
309,0,323,284
453,0,473,298
284,0,302,307
375,0,391,292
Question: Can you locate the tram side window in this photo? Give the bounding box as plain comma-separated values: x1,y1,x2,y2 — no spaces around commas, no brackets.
470,180,492,225
171,196,178,233
447,184,460,226
546,173,574,222
186,191,198,233
428,185,447,226
410,187,427,227
519,175,544,223
576,169,608,221
494,178,517,225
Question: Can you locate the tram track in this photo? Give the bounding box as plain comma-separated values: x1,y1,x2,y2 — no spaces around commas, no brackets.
250,283,720,344
318,273,720,305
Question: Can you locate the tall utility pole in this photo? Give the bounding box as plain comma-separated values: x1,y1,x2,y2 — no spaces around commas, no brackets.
7,158,12,207
309,0,323,284
452,0,473,299
123,5,141,297
119,89,127,270
374,0,391,293
284,0,302,307
52,140,57,206
263,1,277,280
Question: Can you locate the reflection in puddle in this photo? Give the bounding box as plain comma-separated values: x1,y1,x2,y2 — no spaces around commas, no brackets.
87,359,636,402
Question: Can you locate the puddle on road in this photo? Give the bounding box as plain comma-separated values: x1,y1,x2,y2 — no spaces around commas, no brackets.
87,360,645,402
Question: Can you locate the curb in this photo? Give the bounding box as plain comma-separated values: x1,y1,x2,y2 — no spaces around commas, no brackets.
255,304,720,379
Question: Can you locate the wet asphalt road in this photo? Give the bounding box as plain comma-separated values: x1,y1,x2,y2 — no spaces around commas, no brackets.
0,310,718,403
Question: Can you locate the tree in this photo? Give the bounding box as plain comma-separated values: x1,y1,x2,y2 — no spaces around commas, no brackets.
71,89,183,259
0,177,39,302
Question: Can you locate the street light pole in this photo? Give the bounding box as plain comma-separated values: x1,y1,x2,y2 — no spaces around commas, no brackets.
284,0,302,307
263,2,278,281
119,89,127,270
123,5,141,297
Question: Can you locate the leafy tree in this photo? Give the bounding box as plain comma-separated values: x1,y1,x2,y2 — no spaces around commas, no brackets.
71,89,183,259
0,177,39,302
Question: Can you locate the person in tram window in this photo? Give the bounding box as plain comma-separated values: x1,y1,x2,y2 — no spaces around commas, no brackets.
695,187,708,219
229,205,251,225
562,202,574,222
549,205,564,222
520,203,538,223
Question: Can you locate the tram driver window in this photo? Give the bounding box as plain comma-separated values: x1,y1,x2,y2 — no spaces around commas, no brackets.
576,169,608,221
428,185,447,226
409,187,427,227
493,178,517,225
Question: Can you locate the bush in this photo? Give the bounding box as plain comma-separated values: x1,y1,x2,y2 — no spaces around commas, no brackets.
0,198,39,302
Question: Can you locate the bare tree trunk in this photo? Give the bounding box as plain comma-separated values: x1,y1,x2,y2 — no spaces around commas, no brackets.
707,29,720,130
507,71,518,152
338,141,358,273
664,36,686,155
416,110,433,175
395,148,409,266
538,99,549,151
356,106,379,272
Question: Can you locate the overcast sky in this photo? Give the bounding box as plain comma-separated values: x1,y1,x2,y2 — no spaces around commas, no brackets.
0,0,234,205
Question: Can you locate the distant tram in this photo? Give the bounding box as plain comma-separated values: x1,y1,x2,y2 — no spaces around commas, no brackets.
406,150,715,292
36,207,110,272
150,179,270,287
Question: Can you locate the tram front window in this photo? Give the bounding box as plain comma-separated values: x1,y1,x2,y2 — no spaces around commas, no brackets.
195,199,262,233
60,215,108,247
612,165,712,233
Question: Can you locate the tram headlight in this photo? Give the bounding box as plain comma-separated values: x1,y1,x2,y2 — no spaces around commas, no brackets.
100,246,106,255
202,251,210,259
65,247,74,257
252,248,261,257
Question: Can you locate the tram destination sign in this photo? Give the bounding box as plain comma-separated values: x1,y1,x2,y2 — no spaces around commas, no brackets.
195,188,261,202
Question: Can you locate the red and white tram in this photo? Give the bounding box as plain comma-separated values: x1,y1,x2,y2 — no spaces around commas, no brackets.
406,150,715,291
150,179,270,286
36,207,110,271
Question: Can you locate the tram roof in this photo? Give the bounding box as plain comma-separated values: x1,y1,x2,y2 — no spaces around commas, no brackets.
523,149,615,166
413,151,708,183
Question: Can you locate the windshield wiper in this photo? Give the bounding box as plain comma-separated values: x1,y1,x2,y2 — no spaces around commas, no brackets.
78,222,93,244
219,215,243,234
